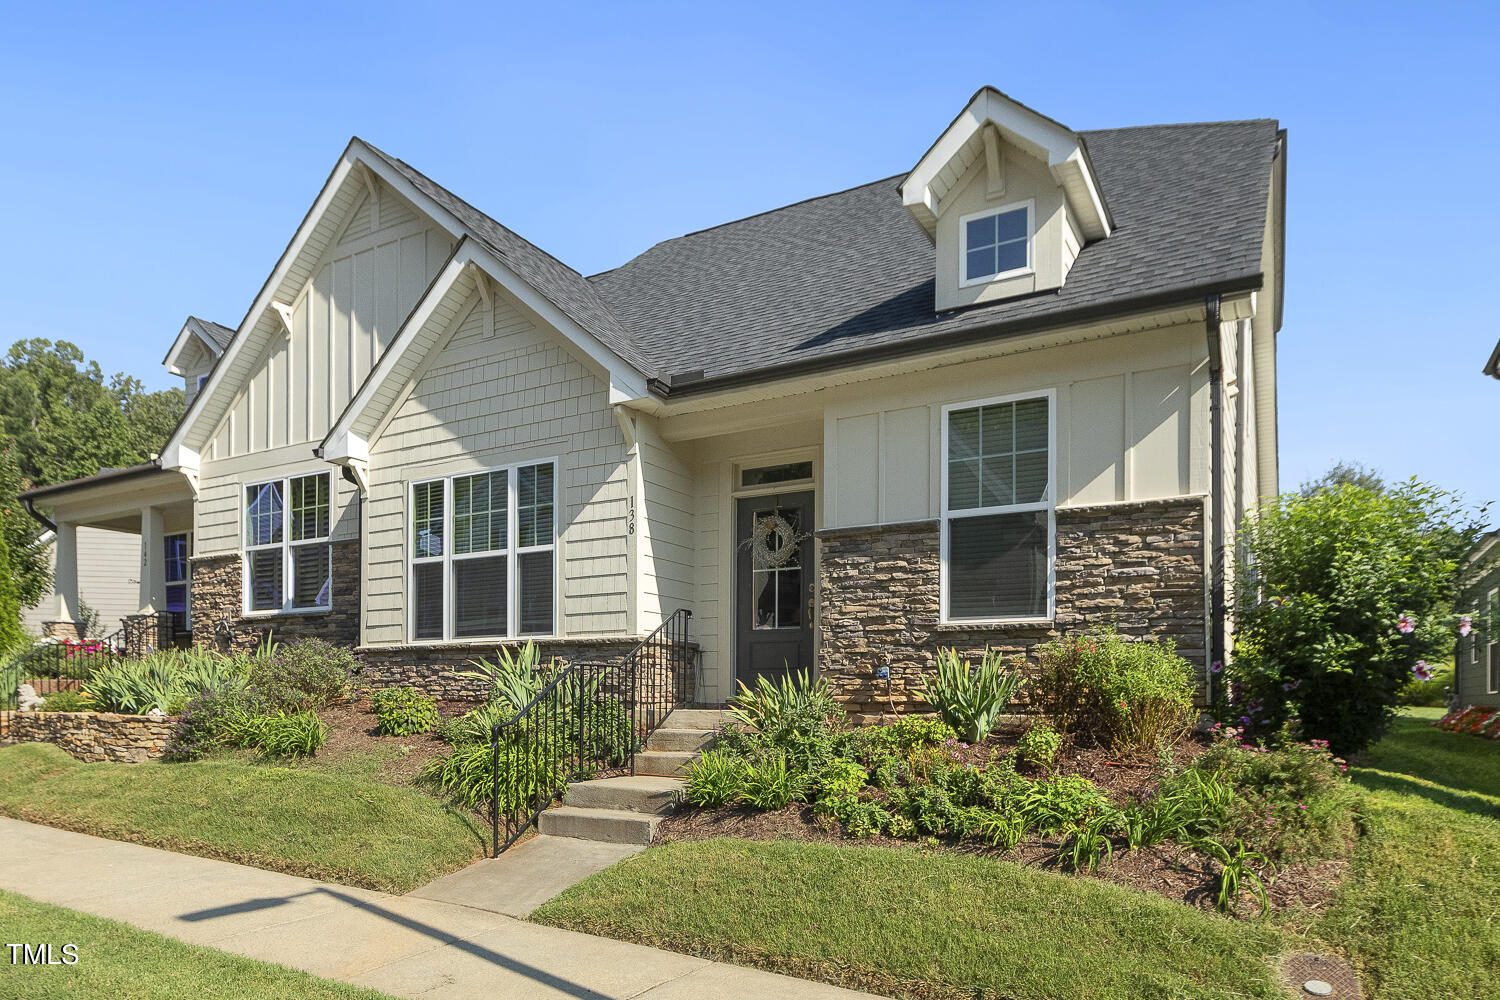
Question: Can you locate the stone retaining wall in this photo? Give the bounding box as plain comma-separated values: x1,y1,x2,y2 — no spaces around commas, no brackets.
191,541,360,651
0,711,175,762
817,498,1207,722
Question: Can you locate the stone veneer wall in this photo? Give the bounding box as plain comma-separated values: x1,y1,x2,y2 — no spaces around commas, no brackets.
191,541,360,651
357,639,652,701
0,711,175,762
817,498,1207,722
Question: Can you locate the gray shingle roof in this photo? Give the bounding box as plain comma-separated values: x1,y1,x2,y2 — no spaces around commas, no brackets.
589,119,1280,389
357,142,651,373
191,317,235,352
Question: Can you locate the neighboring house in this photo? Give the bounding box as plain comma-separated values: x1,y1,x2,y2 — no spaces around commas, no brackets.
1457,534,1500,709
20,526,143,638
20,88,1285,716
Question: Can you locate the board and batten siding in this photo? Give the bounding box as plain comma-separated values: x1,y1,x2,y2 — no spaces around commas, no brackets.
193,184,455,558
823,323,1211,530
362,288,632,644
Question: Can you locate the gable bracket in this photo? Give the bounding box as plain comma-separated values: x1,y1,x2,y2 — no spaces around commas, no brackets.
467,261,495,337
354,160,381,230
982,123,1005,198
270,300,295,336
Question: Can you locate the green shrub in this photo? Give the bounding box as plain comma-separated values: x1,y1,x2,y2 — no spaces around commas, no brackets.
34,689,91,712
220,709,326,756
162,687,269,762
458,642,552,712
1018,722,1062,771
919,647,1024,742
727,668,841,741
1016,775,1113,835
972,809,1026,849
810,758,867,801
1195,837,1272,914
371,686,439,736
85,659,184,714
739,752,805,810
1062,811,1121,872
844,716,956,769
436,701,512,746
684,750,748,807
248,638,357,711
418,738,559,813
1193,729,1359,861
1229,480,1481,753
1034,628,1197,755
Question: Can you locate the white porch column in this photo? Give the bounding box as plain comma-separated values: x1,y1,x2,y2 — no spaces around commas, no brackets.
138,506,166,613
53,519,80,624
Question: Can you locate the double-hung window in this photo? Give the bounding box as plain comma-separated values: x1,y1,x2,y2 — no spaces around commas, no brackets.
960,201,1032,286
941,392,1053,621
244,473,332,614
409,461,555,641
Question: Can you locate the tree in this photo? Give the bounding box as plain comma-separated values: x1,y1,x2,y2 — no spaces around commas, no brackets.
1227,478,1485,754
1299,459,1385,497
0,446,52,611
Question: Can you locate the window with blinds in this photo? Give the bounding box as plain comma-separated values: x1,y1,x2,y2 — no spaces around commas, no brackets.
243,473,332,614
942,393,1053,621
409,461,555,641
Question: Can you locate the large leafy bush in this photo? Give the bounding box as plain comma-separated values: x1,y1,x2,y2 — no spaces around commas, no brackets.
371,686,439,736
1034,629,1196,754
918,647,1024,742
248,637,358,711
1229,480,1481,753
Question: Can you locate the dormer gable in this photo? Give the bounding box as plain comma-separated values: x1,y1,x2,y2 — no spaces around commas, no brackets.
899,88,1113,312
162,316,234,405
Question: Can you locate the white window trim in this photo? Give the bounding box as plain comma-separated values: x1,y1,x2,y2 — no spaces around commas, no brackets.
165,531,192,629
241,473,333,617
1489,587,1499,694
958,199,1035,289
939,388,1057,624
407,459,559,643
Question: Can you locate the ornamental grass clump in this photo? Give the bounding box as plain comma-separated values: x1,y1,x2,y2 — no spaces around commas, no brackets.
918,647,1024,742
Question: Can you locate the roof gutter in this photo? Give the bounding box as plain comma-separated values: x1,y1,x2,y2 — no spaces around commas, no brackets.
648,275,1264,400
1205,293,1226,699
23,496,56,534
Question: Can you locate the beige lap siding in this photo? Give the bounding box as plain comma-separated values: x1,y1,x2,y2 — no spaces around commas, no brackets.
816,497,1207,723
189,540,361,651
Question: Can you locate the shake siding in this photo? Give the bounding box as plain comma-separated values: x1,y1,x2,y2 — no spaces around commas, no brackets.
362,291,630,645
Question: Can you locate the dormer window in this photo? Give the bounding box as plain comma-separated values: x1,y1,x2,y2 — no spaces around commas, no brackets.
960,202,1032,286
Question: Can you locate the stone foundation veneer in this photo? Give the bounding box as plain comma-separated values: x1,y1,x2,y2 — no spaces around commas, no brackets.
816,498,1207,722
190,541,361,651
0,711,175,762
356,639,664,701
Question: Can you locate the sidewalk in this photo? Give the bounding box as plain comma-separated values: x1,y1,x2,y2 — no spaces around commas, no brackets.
0,817,875,1000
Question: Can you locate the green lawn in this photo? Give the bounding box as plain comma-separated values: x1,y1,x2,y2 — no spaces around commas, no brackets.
0,889,397,999
1281,708,1500,997
534,709,1500,1000
0,743,485,892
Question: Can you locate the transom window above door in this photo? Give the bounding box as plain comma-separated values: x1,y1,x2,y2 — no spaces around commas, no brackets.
410,461,556,641
243,473,331,614
960,203,1032,285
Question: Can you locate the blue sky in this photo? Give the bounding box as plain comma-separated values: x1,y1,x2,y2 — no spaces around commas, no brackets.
1,1,1496,509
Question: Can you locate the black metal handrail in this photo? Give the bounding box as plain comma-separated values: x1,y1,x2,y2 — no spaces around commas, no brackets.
488,609,693,855
1,613,175,713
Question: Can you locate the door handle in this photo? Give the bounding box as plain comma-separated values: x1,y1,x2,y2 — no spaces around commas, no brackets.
808,596,815,622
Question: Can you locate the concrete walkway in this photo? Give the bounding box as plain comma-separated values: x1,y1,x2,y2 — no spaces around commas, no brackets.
410,835,645,918
0,817,875,1000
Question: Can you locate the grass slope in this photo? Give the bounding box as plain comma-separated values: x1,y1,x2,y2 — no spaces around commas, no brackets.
0,889,397,999
1284,708,1500,997
0,743,484,892
535,838,1286,1000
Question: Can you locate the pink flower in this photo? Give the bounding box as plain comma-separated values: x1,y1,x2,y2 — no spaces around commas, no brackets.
1397,614,1415,634
1413,661,1435,682
1460,615,1473,638
1210,660,1223,674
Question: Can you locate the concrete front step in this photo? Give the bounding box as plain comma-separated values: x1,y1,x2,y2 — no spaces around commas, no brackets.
645,727,716,753
632,749,697,776
539,805,661,845
662,708,727,730
565,775,683,814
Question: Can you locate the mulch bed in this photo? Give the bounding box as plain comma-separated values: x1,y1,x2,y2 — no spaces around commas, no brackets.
314,698,480,784
656,726,1349,919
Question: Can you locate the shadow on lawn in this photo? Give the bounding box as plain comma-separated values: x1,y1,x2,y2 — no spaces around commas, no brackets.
1352,768,1500,820
1357,720,1500,804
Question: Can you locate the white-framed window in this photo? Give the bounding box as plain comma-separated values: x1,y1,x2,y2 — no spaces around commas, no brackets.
940,390,1055,622
409,460,556,641
1489,588,1499,694
165,532,191,633
243,473,332,614
959,200,1033,287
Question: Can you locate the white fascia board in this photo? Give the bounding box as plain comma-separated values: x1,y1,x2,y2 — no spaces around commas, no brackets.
902,88,1111,241
321,239,650,464
161,318,225,377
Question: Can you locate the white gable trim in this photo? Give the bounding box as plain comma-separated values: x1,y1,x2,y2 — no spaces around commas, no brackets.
162,317,228,376
319,237,649,467
900,88,1112,242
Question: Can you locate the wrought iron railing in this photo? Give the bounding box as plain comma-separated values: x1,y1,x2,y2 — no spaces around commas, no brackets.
1,614,175,717
489,609,693,855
